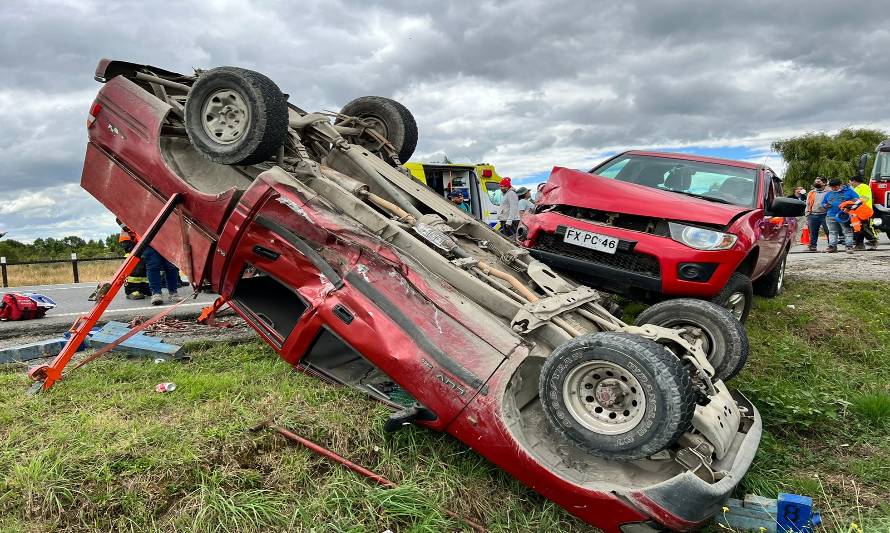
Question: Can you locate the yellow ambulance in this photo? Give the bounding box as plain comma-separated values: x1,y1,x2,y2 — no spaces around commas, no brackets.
403,162,504,227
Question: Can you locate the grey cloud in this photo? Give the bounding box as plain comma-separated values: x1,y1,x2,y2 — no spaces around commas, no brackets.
4,0,890,239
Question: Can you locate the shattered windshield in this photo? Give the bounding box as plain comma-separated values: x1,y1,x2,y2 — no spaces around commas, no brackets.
591,154,759,207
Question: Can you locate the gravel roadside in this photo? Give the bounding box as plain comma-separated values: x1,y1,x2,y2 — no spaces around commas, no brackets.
787,232,890,281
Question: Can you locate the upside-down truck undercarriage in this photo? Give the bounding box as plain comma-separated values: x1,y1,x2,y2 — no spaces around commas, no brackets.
34,59,762,532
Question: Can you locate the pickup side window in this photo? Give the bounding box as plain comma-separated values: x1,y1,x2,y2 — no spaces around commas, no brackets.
232,265,307,344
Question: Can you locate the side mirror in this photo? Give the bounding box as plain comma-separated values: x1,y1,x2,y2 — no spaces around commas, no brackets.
858,153,869,179
768,197,805,217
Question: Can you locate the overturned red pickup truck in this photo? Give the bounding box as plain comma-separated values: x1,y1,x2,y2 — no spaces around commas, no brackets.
73,59,761,532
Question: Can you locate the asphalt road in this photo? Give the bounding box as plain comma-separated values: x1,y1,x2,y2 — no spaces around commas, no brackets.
0,282,218,338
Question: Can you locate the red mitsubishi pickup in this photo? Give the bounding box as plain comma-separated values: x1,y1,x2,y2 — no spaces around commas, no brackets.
520,151,806,321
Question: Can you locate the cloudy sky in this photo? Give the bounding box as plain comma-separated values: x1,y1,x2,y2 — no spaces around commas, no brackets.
2,0,890,242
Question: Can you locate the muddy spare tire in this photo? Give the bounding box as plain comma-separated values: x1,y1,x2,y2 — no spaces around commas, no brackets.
539,332,695,461
634,298,748,382
339,96,418,162
184,66,288,166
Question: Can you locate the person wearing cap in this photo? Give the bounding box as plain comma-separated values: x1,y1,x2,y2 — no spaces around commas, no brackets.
497,177,520,237
849,175,879,250
804,177,830,252
821,177,858,253
448,190,471,214
517,186,534,214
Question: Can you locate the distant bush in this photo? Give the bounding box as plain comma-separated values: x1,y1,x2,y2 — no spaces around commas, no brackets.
0,234,123,262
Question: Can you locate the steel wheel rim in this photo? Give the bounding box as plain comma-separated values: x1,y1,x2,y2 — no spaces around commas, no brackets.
563,360,646,435
726,292,746,320
659,317,716,358
358,115,388,151
201,89,251,145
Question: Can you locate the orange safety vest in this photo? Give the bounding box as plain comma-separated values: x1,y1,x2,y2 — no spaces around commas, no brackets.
839,200,873,232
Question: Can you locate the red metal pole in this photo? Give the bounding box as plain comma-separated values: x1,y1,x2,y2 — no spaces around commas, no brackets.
27,194,182,392
270,424,396,487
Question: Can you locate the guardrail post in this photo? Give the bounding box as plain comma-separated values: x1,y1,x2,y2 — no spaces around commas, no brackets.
1,257,7,288
71,253,79,283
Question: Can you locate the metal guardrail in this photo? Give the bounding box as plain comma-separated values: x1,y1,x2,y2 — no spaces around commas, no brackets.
0,254,125,287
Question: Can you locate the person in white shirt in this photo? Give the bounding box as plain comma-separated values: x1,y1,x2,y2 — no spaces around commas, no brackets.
497,177,519,236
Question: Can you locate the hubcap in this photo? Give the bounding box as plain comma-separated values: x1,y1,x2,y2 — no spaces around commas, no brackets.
726,292,746,320
201,89,251,145
563,360,646,435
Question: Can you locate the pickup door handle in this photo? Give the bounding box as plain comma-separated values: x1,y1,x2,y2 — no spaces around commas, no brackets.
252,245,280,260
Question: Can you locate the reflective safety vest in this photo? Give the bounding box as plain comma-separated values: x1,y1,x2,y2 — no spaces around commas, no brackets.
119,232,149,284
839,199,873,232
854,183,873,209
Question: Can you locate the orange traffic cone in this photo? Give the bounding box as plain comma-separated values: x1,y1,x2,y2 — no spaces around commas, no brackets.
800,227,810,245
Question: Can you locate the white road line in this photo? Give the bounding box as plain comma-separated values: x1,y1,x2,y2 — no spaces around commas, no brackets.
5,284,89,291
51,302,207,317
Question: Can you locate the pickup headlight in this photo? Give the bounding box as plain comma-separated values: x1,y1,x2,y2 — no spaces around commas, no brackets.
669,222,737,250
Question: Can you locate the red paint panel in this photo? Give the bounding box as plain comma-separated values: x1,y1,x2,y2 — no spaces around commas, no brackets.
81,143,215,285
543,166,749,226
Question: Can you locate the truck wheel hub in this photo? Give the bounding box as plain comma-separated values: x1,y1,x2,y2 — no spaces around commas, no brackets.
201,89,251,144
563,360,647,435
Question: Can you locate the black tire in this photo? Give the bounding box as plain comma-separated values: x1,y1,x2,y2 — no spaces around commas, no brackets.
710,271,753,322
184,67,288,166
339,96,418,162
539,332,695,461
634,298,749,382
753,249,787,298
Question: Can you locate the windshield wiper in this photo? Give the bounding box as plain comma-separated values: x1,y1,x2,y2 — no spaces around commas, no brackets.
665,189,735,205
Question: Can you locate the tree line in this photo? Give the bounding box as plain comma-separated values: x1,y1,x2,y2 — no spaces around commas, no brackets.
0,234,125,263
772,128,886,190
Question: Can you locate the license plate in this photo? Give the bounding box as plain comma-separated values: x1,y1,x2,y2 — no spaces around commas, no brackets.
563,227,619,254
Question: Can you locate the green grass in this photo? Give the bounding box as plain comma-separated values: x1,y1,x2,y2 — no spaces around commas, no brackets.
1,279,888,532
0,342,588,532
729,279,890,532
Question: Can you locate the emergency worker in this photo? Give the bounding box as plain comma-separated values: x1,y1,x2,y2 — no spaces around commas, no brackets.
116,218,182,305
117,228,150,300
849,175,879,250
497,177,519,237
805,177,830,252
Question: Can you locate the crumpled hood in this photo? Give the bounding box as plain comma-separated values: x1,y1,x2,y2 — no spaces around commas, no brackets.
541,167,752,226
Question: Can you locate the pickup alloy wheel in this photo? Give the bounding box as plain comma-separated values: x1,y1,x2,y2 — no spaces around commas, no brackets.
634,298,749,381
540,332,695,461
